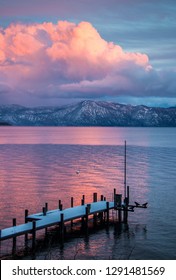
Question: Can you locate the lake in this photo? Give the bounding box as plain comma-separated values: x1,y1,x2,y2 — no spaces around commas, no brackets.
0,127,176,259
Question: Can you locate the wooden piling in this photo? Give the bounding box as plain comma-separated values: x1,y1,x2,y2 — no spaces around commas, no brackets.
59,200,62,210
43,204,48,236
82,195,85,205
93,192,97,202
60,213,64,242
81,195,85,227
123,197,128,224
123,208,127,224
127,185,130,204
85,205,90,232
32,221,36,251
93,193,98,225
45,202,48,212
12,218,16,254
106,202,110,225
71,197,74,208
99,195,104,224
43,207,46,216
114,188,116,200
114,194,122,223
25,209,29,243
25,209,28,223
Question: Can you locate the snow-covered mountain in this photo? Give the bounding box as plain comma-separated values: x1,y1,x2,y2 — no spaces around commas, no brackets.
0,100,176,126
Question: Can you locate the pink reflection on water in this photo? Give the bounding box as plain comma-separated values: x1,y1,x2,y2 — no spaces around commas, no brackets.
0,127,150,145
0,144,125,230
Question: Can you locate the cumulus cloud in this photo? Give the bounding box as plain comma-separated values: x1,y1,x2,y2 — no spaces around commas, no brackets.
0,20,174,105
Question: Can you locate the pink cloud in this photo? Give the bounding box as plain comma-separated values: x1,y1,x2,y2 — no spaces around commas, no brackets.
0,20,156,104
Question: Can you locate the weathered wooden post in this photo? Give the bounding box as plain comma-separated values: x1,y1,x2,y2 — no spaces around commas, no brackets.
123,197,128,224
44,203,48,236
85,204,90,232
114,188,116,200
25,209,29,243
93,193,98,226
81,196,85,228
114,194,122,223
59,200,63,210
60,213,64,243
93,192,97,202
102,197,107,221
25,209,29,222
45,202,48,212
99,195,104,224
127,186,130,205
81,195,85,205
71,197,74,208
32,221,36,252
12,218,16,254
123,186,129,224
43,207,46,216
106,202,110,225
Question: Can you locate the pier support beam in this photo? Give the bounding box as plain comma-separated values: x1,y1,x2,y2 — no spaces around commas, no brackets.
99,195,104,225
123,186,130,224
81,195,85,228
127,186,130,205
58,200,63,211
43,207,46,216
114,188,116,200
32,221,36,252
82,195,85,205
12,218,16,255
45,202,48,234
71,197,74,229
93,193,98,226
115,194,122,223
123,197,129,224
25,209,29,244
25,209,29,222
85,204,90,233
59,213,64,243
71,197,74,208
93,192,97,202
106,202,110,226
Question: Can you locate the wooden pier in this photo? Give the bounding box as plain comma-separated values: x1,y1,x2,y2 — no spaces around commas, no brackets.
0,189,147,256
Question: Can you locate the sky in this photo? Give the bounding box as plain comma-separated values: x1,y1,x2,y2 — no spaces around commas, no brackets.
0,0,176,107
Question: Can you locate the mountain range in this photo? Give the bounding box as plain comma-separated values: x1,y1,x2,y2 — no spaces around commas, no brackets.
0,100,176,127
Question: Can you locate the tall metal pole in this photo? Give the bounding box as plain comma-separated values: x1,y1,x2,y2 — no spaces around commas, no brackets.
124,140,127,198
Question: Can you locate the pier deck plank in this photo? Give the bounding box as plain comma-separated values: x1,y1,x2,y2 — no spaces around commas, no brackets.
0,201,114,241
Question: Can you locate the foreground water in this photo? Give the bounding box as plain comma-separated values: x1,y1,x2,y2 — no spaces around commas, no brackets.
0,127,176,259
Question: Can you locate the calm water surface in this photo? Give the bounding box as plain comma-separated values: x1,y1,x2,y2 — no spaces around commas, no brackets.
0,127,176,259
